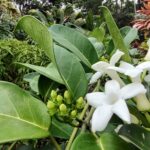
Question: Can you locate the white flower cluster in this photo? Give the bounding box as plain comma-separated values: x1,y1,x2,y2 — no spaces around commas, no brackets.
86,50,150,132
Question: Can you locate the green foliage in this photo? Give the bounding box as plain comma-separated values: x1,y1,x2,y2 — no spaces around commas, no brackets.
101,6,131,62
0,5,149,150
0,38,49,85
0,0,20,39
49,24,98,67
0,81,50,143
71,133,137,150
119,124,150,150
16,16,91,99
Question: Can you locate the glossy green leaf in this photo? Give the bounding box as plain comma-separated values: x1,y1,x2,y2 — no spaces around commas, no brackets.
49,24,98,67
17,63,64,84
50,118,73,139
16,15,54,61
101,6,131,62
54,45,88,100
71,133,100,150
71,133,137,150
119,124,150,150
0,81,50,143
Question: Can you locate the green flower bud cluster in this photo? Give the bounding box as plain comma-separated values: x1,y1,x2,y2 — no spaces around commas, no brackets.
47,90,85,123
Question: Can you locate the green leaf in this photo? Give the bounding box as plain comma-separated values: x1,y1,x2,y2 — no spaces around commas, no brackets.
38,76,58,101
89,27,105,42
123,27,138,47
128,105,150,127
49,24,98,67
71,133,137,150
0,81,50,143
24,72,40,93
71,133,100,150
16,15,54,61
119,124,150,150
54,45,88,100
17,63,64,85
50,118,73,139
100,6,131,62
120,26,132,38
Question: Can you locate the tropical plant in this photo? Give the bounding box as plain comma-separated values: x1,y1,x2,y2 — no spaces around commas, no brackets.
1,5,150,150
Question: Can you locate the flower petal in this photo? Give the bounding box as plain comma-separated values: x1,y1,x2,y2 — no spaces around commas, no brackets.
112,99,131,123
91,105,113,132
92,61,110,72
137,61,150,70
110,49,124,66
108,66,126,74
89,72,103,84
86,92,106,107
119,61,135,70
120,83,146,99
105,80,120,96
125,68,142,78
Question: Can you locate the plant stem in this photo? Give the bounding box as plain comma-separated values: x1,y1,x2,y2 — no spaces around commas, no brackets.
50,136,61,150
65,103,89,150
145,112,150,124
8,142,16,150
81,107,95,132
65,81,100,150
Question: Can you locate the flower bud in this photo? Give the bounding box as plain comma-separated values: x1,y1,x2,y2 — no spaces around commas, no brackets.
76,97,84,109
59,103,68,116
70,110,77,118
47,101,56,109
64,90,71,104
64,90,71,99
59,104,67,112
56,95,63,104
51,90,57,99
47,101,57,116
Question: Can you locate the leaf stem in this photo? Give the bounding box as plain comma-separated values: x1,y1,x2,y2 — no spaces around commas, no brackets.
50,136,61,150
65,103,89,150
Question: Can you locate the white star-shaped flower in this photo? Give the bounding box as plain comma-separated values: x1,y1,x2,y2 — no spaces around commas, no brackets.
90,50,124,86
86,80,146,132
109,61,150,82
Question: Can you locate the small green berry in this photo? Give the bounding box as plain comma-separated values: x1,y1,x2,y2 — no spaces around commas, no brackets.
56,95,63,104
51,90,57,99
71,110,77,118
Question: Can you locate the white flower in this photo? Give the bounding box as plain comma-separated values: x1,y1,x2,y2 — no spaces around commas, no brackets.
86,80,146,132
109,61,150,82
90,50,124,86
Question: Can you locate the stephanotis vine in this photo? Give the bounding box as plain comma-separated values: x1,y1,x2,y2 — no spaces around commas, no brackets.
90,49,150,112
86,80,146,132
